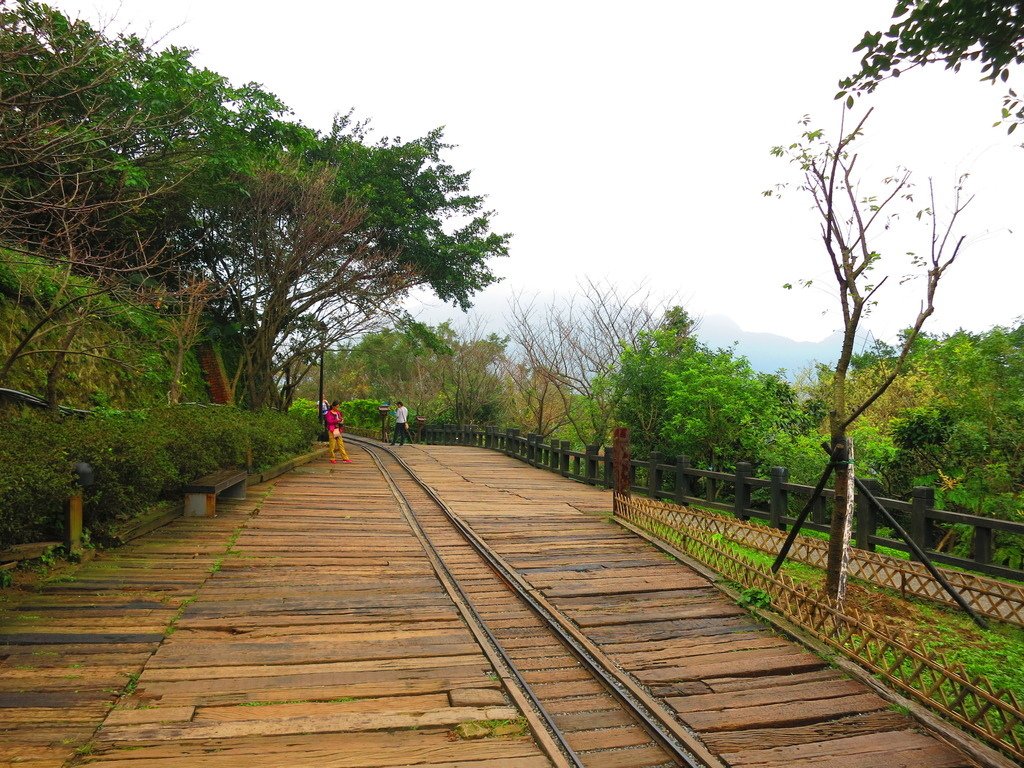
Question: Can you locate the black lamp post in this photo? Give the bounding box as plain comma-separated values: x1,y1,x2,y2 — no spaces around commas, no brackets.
316,324,328,441
317,346,327,441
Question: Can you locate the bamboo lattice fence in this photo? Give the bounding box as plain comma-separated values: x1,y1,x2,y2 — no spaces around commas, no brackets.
615,492,1024,763
622,494,1024,627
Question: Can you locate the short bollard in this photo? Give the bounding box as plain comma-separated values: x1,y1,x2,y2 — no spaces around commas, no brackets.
65,493,83,554
66,461,94,554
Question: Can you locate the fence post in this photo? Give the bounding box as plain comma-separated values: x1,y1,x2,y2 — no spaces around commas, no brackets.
910,486,934,561
647,452,662,499
974,525,993,567
560,441,571,477
526,433,537,466
612,427,631,513
734,462,752,521
856,479,882,551
505,428,516,456
810,493,826,525
601,445,612,488
674,455,692,505
769,466,788,531
585,444,599,485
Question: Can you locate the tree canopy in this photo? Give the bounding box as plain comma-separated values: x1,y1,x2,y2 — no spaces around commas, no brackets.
0,0,509,408
840,1,1024,127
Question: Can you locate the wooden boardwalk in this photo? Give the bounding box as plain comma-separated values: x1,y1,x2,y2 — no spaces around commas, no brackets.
0,442,1000,767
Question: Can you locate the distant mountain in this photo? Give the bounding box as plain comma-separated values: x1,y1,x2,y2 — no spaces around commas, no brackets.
696,315,843,376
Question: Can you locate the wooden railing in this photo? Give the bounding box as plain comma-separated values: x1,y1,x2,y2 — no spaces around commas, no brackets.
422,424,1024,581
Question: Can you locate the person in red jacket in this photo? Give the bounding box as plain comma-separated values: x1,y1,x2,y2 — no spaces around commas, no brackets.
324,401,352,464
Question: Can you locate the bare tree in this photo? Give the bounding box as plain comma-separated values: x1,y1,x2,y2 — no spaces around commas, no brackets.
0,3,198,398
201,160,414,409
157,273,220,404
421,318,509,425
500,358,568,438
507,277,672,445
770,108,971,604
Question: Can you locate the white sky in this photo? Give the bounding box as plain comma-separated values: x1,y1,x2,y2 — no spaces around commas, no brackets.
54,0,1024,344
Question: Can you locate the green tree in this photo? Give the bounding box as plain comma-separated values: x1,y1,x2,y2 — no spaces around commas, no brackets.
615,325,803,471
317,116,510,310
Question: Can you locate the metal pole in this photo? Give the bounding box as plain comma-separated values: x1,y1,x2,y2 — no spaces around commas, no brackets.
853,475,987,628
771,445,840,573
317,346,326,440
317,347,324,413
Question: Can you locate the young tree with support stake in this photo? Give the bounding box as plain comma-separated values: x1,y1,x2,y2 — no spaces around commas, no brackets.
767,108,971,604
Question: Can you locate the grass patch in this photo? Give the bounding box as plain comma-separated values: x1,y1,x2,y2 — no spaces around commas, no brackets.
240,697,358,707
454,718,528,740
122,672,140,696
164,596,197,637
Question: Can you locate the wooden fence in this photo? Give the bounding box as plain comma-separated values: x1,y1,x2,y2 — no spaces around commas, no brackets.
422,424,1024,581
616,493,1024,764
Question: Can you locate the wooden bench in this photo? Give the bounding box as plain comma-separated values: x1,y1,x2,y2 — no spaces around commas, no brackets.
183,468,247,517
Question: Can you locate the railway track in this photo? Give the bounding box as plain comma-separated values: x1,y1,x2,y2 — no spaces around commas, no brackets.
349,436,721,768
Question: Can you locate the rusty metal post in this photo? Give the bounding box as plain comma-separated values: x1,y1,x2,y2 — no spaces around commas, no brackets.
612,427,631,514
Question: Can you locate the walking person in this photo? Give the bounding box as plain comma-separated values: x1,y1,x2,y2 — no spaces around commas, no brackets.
325,401,352,464
391,401,410,445
319,397,330,437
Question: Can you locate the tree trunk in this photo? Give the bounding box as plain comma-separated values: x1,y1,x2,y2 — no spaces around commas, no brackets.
825,436,855,606
44,323,81,412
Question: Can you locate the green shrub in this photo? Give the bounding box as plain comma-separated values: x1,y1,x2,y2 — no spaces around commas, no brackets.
289,398,319,422
338,399,386,429
0,404,318,549
0,411,73,545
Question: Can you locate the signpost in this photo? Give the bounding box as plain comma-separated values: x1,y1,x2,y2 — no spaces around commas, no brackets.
378,403,391,442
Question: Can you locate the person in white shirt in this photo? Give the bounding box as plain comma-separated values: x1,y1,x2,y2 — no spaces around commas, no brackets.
391,401,410,445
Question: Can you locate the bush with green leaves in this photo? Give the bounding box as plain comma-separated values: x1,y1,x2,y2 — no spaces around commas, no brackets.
0,412,74,546
338,399,387,429
0,404,318,549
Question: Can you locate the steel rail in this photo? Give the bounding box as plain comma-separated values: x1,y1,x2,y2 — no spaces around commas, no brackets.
358,443,583,767
350,436,717,768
